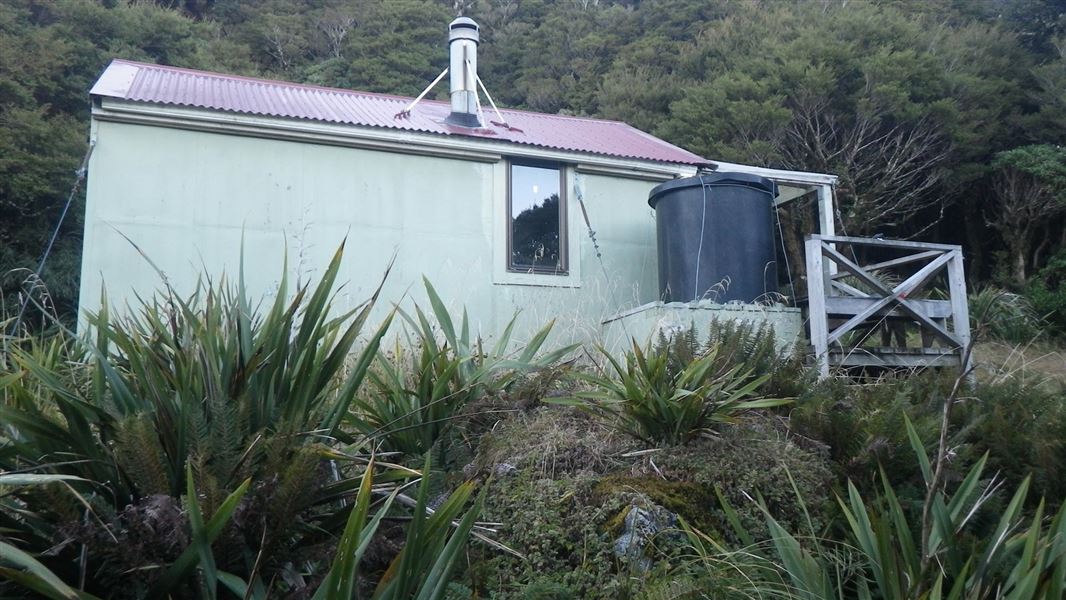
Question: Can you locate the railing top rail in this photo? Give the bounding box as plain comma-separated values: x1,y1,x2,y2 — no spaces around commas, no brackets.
808,234,961,252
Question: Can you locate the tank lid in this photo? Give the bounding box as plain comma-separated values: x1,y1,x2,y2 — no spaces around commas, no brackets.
648,171,778,208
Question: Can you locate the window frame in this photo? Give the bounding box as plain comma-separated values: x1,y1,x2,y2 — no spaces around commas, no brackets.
506,158,569,275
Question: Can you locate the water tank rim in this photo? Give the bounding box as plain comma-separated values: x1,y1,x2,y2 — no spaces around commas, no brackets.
648,172,778,209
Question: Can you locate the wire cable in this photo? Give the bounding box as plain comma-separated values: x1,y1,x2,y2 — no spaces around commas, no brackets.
10,141,95,335
574,175,631,339
692,175,708,302
774,196,795,306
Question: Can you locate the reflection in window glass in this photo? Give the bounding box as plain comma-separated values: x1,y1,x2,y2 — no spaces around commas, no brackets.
510,163,564,273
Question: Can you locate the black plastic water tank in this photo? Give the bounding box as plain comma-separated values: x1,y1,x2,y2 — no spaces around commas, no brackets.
648,172,778,303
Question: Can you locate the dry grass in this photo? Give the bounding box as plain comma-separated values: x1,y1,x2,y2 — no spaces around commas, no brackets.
973,339,1066,389
473,407,632,479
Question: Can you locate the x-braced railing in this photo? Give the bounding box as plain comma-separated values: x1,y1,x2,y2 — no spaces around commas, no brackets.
805,235,970,378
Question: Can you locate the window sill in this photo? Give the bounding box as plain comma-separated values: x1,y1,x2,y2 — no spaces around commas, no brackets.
493,270,581,288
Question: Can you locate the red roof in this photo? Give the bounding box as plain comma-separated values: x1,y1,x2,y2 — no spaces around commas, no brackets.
91,59,708,167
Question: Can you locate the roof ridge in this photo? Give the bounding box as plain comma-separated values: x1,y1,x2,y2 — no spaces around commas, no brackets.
111,59,632,125
112,59,417,104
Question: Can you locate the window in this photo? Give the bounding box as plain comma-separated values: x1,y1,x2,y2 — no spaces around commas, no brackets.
508,161,567,274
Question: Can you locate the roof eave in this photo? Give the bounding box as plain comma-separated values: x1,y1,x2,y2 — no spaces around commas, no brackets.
91,98,702,177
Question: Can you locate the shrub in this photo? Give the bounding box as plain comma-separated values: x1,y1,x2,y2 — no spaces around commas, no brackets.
969,284,1045,343
554,339,787,446
352,279,576,464
0,246,485,597
960,376,1066,507
0,458,483,600
624,417,836,543
463,474,630,599
677,419,1066,600
789,371,957,495
661,319,813,398
1027,249,1066,336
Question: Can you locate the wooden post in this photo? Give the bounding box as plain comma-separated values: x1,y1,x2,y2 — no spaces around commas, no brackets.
946,248,972,374
816,185,837,276
806,236,830,378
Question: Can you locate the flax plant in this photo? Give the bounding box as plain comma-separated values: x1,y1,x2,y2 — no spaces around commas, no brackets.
676,417,1066,599
0,242,421,595
553,340,787,446
352,278,577,460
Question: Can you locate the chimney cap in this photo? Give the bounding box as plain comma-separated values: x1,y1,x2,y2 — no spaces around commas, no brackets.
449,17,479,43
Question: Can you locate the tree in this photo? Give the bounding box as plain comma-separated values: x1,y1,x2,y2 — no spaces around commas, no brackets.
989,144,1066,285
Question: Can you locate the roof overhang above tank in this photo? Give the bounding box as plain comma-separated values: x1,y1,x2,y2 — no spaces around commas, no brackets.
706,159,837,205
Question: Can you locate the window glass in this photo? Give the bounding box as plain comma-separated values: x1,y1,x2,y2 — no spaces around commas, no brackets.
510,163,565,273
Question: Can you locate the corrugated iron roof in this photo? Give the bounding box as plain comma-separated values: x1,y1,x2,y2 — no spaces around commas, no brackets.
91,59,709,167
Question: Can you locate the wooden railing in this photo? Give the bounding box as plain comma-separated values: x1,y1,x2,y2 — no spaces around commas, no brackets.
804,235,970,377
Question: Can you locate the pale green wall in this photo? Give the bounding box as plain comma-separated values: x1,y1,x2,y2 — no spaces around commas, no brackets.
80,120,681,347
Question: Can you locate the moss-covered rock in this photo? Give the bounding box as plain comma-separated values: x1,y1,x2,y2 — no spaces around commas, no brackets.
460,408,834,595
462,474,628,598
625,417,835,542
472,407,629,479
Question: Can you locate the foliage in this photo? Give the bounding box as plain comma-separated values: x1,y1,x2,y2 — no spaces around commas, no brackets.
0,456,484,600
968,284,1045,343
793,370,1066,511
990,144,1066,283
677,418,1066,599
790,372,959,494
627,419,835,545
955,376,1066,507
0,244,478,596
352,278,576,462
553,336,786,446
662,320,813,398
1026,248,1066,336
460,473,634,599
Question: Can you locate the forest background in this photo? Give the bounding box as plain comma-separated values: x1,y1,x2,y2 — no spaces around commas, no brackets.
3,0,1066,327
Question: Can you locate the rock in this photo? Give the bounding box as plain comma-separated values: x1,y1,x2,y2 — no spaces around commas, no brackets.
493,462,518,477
612,503,677,571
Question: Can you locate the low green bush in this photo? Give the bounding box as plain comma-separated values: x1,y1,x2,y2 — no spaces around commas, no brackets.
553,338,787,447
461,474,630,599
1027,249,1066,336
627,418,836,543
790,371,958,495
351,278,576,465
792,369,1066,512
676,419,1066,599
969,284,1045,343
959,376,1066,507
663,320,814,398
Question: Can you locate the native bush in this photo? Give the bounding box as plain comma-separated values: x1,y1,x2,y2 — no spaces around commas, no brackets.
789,372,956,495
1027,249,1066,337
969,284,1045,343
351,278,577,464
460,473,655,600
793,369,1066,511
0,245,488,598
661,320,813,398
957,376,1066,507
554,335,788,446
618,417,835,544
0,457,483,600
675,418,1066,600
